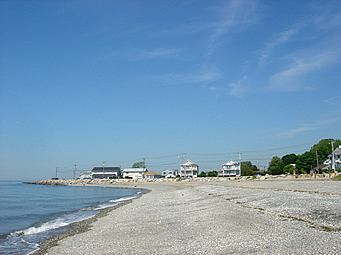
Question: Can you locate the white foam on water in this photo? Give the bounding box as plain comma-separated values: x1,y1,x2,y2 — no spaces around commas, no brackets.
109,195,136,203
16,211,95,236
13,196,138,236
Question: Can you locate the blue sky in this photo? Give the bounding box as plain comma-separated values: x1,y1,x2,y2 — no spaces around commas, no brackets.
1,0,340,180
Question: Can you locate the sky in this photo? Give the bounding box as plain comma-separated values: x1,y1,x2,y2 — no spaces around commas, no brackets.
1,0,340,180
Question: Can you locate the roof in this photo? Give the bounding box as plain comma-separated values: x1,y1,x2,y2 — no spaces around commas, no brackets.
122,168,147,173
144,171,161,176
162,169,177,172
334,146,341,156
181,160,198,166
92,167,120,172
222,160,239,166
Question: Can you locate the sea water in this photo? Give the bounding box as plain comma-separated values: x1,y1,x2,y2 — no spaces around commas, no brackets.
0,181,144,254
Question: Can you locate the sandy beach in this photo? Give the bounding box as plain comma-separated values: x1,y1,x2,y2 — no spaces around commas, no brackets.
41,179,340,254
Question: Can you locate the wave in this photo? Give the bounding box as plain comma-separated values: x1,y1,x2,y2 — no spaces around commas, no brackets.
109,195,136,204
15,210,96,236
14,195,138,237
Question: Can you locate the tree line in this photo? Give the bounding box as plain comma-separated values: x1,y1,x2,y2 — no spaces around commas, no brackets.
263,138,340,176
133,138,340,177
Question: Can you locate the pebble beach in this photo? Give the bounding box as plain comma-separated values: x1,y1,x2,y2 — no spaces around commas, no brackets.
37,178,340,254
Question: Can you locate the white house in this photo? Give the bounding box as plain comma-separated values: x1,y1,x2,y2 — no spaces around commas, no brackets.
161,168,178,178
91,167,121,179
122,168,148,179
325,145,341,171
219,160,241,177
180,160,199,178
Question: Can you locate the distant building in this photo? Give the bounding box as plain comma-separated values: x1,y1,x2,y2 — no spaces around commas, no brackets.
79,171,91,179
180,160,199,178
325,145,341,171
91,167,121,179
122,168,148,179
161,168,178,178
219,160,240,177
144,171,161,179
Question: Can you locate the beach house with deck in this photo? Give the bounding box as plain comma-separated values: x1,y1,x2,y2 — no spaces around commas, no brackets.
218,160,241,177
180,160,199,178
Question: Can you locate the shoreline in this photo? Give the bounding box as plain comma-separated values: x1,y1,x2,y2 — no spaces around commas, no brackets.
35,179,340,254
32,185,150,255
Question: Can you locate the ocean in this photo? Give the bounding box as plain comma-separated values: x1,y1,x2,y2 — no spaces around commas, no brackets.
0,181,145,254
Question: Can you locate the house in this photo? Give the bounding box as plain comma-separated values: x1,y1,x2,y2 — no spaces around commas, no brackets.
91,167,121,179
161,168,178,178
218,160,241,177
326,145,341,171
122,168,148,179
79,171,91,179
180,160,199,178
312,164,329,174
144,171,161,179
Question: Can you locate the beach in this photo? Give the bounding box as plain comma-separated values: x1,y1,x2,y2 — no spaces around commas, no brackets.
41,179,340,254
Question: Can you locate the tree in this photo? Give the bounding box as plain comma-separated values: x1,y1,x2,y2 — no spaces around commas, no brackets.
132,162,144,168
198,171,207,177
269,165,283,175
283,164,295,174
295,151,315,173
282,154,298,166
207,171,218,177
310,138,341,164
268,156,284,174
241,161,257,176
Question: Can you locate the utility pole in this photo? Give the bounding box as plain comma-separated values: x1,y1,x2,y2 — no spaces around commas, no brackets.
178,153,187,178
315,148,319,176
102,162,105,179
74,165,77,179
182,153,187,163
331,139,335,174
55,167,58,179
238,152,242,176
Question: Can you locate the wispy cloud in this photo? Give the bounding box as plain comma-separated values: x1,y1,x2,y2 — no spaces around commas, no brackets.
259,28,298,65
268,46,341,91
141,48,182,58
228,76,248,97
281,126,315,138
208,0,260,54
280,115,341,138
323,96,341,106
170,69,221,84
95,47,182,62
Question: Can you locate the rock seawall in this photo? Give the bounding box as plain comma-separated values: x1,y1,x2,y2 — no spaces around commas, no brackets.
32,172,339,186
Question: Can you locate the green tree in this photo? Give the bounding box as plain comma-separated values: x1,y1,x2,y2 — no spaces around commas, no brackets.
282,154,298,165
207,171,218,177
198,171,207,177
241,161,257,176
269,165,283,175
268,156,284,174
283,164,295,174
310,138,341,164
295,151,315,173
132,162,144,168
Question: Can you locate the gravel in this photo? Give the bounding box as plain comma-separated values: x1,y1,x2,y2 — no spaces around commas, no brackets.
44,180,340,254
